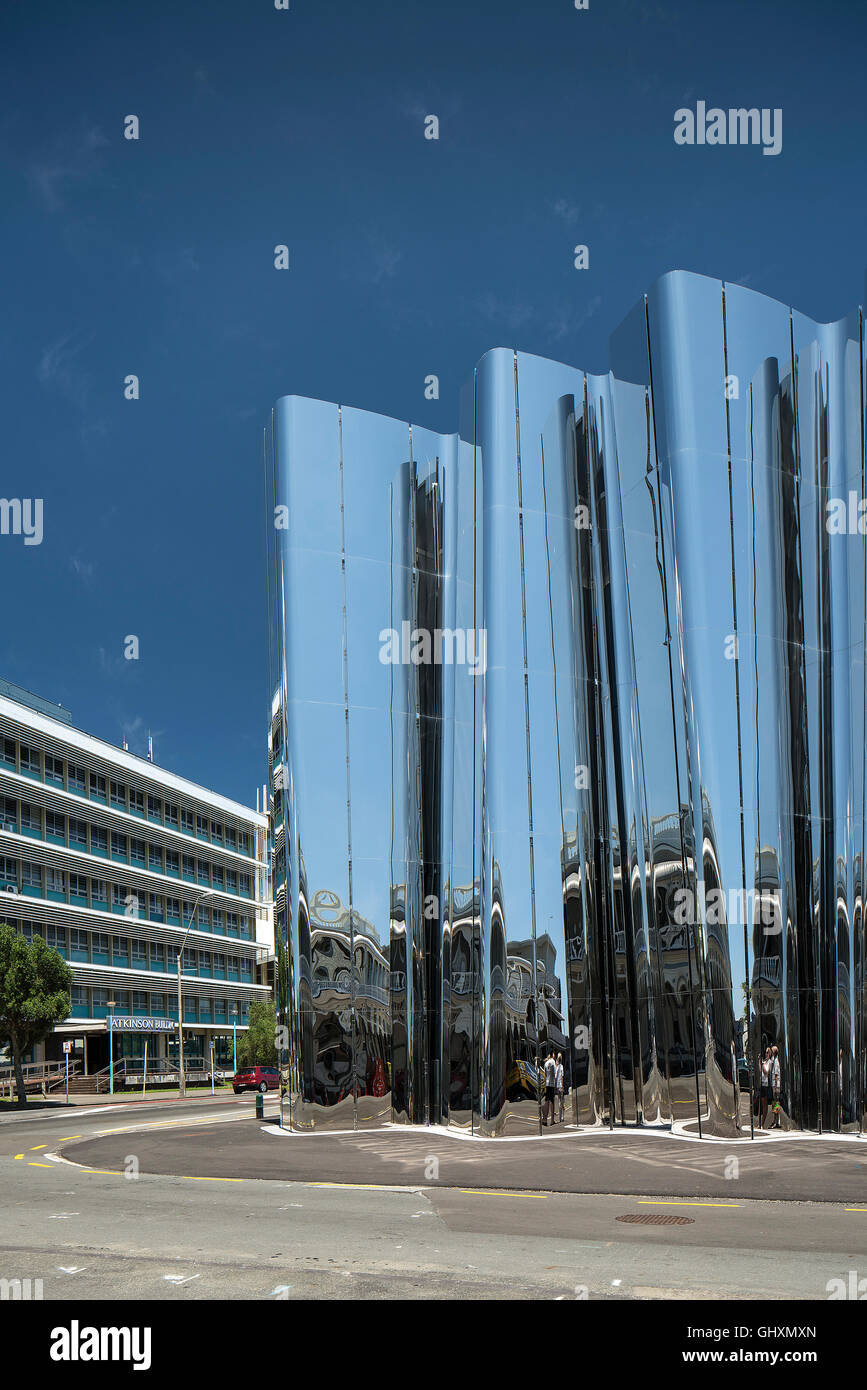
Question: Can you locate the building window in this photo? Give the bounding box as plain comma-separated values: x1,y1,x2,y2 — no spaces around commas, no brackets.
45,810,65,842
165,896,180,923
111,831,127,859
89,772,107,802
71,984,88,1013
110,779,126,809
0,796,16,832
180,808,194,836
67,763,86,795
196,861,210,886
69,872,88,900
147,795,162,823
239,873,251,897
212,908,224,934
199,951,212,976
129,838,145,866
19,744,41,778
0,855,18,890
92,932,109,962
1,738,16,768
182,855,195,880
211,822,223,845
112,936,129,963
150,993,165,1014
44,753,64,784
19,803,40,835
131,940,148,968
196,814,209,840
21,861,42,892
70,929,89,961
165,803,179,829
212,865,224,890
90,826,108,856
132,990,148,1013
240,958,252,981
130,789,144,817
91,879,107,906
225,826,237,851
147,843,162,872
148,892,163,921
68,817,88,849
226,870,237,895
43,924,66,954
150,942,165,971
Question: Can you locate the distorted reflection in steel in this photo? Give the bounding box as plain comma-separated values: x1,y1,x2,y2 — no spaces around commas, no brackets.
265,271,866,1136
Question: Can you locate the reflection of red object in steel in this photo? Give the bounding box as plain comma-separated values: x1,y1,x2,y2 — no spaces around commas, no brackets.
372,1058,386,1098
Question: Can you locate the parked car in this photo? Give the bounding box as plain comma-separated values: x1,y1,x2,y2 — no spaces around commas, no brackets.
233,1065,280,1094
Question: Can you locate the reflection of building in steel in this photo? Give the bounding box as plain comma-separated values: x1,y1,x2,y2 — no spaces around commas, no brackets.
266,269,867,1136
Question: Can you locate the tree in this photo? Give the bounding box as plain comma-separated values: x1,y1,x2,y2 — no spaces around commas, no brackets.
236,999,277,1069
0,924,73,1106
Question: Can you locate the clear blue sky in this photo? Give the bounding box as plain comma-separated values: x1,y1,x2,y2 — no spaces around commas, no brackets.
1,0,864,805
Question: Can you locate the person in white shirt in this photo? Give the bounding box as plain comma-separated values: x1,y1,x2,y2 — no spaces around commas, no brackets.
555,1053,565,1122
770,1046,781,1128
760,1047,772,1127
543,1052,557,1126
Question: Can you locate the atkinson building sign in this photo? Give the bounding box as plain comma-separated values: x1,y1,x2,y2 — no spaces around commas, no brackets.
110,1017,178,1033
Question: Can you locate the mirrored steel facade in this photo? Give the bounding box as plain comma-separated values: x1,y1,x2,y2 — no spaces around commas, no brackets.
265,270,867,1136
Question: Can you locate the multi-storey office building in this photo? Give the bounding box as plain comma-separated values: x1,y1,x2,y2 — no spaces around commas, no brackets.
0,681,270,1075
266,269,867,1138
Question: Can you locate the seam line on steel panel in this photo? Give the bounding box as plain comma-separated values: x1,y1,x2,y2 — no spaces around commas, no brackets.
337,407,357,1132
643,295,703,1139
513,351,542,1136
722,284,750,1138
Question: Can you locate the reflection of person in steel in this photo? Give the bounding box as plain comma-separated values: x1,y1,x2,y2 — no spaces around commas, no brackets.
372,1056,387,1098
543,1051,557,1126
555,1052,565,1122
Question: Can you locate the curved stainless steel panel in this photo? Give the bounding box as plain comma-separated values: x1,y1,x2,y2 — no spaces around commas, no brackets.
268,270,866,1137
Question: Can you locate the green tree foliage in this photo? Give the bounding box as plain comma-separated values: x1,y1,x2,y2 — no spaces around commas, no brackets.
236,999,278,1069
0,924,73,1105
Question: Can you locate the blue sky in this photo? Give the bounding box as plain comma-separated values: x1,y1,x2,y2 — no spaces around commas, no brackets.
1,0,864,805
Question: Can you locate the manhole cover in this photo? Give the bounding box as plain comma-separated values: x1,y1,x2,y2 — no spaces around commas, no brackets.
616,1213,694,1226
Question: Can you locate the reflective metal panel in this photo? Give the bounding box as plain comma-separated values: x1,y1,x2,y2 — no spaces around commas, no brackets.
268,271,867,1137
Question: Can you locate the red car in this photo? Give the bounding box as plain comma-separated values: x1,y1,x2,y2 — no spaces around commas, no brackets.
232,1065,280,1094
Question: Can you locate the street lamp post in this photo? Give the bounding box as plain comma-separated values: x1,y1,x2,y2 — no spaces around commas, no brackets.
230,1003,238,1073
177,890,212,1098
107,999,116,1096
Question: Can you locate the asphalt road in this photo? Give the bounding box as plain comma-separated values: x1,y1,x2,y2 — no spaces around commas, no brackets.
1,1097,865,1300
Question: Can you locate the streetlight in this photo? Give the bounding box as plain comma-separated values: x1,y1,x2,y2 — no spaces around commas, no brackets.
177,890,212,1098
230,1002,238,1073
107,999,116,1096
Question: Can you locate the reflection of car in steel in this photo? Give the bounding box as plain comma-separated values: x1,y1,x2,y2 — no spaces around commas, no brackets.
506,1059,538,1100
233,1065,280,1094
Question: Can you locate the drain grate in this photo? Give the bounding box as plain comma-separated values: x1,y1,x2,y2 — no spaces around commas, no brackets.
616,1212,694,1226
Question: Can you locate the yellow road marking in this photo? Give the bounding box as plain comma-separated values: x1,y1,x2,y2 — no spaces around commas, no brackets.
637,1199,740,1209
58,1135,81,1141
30,1144,47,1151
845,1207,867,1212
28,1162,53,1169
459,1189,548,1199
13,1154,24,1160
175,1175,243,1183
